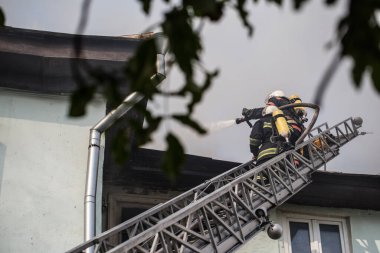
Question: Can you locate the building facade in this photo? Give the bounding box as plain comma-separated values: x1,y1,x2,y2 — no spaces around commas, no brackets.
238,172,380,253
0,26,139,252
1,27,379,253
0,91,106,252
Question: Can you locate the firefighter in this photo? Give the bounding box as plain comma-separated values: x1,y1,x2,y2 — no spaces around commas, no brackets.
241,90,306,147
250,105,290,165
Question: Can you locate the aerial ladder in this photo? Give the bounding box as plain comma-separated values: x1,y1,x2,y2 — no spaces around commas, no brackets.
66,108,364,253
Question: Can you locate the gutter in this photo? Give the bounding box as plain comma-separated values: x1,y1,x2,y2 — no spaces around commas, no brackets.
83,33,167,253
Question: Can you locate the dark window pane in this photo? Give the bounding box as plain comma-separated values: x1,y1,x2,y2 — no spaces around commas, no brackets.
319,224,342,253
290,222,312,253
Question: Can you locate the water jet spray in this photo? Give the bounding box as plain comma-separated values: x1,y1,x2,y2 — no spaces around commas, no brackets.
205,120,236,133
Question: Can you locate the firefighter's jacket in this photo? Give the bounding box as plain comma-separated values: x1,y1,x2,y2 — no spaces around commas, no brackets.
250,115,285,163
245,96,304,145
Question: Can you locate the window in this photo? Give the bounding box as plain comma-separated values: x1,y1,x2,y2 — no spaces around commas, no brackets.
106,192,175,244
284,215,350,253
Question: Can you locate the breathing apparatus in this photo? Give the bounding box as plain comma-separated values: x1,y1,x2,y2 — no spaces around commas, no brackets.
289,94,308,123
237,105,291,147
263,105,291,146
272,108,290,143
236,105,290,140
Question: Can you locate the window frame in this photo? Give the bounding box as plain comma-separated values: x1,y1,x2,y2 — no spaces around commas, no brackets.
282,213,350,253
107,193,173,245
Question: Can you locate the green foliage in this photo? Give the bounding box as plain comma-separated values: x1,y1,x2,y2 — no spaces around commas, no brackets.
325,0,339,6
125,39,158,99
177,69,219,114
264,0,282,6
112,128,133,165
69,62,124,116
138,0,152,14
69,85,96,116
0,7,5,26
61,0,380,179
173,114,207,134
111,102,163,165
162,133,185,181
235,0,254,36
338,0,380,92
292,0,310,10
132,102,163,146
162,7,202,80
1,0,377,179
183,0,224,21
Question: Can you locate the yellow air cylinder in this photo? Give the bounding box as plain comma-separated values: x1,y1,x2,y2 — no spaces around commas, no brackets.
289,94,305,115
272,109,290,139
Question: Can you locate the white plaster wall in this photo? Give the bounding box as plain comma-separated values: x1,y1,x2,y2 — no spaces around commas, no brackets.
350,211,380,253
0,91,106,253
236,210,280,253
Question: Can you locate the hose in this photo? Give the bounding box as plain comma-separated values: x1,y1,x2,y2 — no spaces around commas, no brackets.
278,103,320,145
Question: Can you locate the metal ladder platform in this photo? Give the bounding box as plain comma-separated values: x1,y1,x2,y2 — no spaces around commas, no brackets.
66,117,363,253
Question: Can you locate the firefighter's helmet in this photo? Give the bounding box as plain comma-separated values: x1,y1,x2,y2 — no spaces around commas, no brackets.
265,90,285,104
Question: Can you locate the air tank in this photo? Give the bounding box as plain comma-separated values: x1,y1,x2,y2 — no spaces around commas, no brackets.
289,94,306,116
272,109,290,140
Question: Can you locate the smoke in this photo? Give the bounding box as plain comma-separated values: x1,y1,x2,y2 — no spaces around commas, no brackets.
206,120,236,133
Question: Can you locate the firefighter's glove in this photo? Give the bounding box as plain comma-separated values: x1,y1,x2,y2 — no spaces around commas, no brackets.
235,117,245,124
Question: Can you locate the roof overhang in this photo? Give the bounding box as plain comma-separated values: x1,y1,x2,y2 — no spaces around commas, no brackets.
288,171,380,211
0,26,142,95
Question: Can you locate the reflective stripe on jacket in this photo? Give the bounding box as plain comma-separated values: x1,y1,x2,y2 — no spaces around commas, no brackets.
250,115,280,163
257,147,278,161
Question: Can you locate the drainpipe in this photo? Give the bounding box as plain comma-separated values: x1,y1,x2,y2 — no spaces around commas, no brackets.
84,33,167,253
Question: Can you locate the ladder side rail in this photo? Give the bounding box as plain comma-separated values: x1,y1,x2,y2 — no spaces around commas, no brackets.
309,122,329,137
306,116,359,141
301,117,359,145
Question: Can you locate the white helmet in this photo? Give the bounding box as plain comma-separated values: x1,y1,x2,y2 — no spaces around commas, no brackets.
262,105,278,116
265,90,285,104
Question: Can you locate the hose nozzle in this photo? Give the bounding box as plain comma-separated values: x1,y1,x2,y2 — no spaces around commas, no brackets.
235,117,245,124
